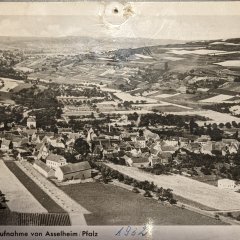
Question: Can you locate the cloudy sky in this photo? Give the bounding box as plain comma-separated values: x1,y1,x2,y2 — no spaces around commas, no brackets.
0,2,239,40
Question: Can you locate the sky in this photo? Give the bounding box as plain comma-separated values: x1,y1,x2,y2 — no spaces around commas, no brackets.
0,2,239,40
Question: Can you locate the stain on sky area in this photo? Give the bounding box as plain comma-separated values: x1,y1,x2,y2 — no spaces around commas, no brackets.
99,2,135,28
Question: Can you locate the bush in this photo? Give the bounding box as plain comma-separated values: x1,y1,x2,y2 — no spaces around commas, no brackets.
132,187,140,194
227,212,233,218
117,173,124,182
143,190,152,198
236,215,240,221
169,198,177,205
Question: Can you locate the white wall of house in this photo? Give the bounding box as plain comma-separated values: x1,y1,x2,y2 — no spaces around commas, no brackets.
46,160,67,170
55,167,64,181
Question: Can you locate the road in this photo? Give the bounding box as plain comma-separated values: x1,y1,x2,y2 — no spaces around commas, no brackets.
0,160,47,213
17,160,90,225
106,163,240,211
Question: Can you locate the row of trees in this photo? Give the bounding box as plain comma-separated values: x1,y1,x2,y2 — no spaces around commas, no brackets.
139,113,207,128
89,161,177,204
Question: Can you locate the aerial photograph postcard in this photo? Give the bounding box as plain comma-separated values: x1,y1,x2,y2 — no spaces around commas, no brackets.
0,1,240,231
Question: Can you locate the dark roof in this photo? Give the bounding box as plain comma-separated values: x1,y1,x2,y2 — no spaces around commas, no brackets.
136,137,145,141
60,161,91,175
161,145,177,152
35,143,45,151
131,157,149,163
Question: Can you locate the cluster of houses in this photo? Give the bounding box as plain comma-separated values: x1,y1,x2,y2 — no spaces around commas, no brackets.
89,129,240,168
0,116,92,182
1,114,240,185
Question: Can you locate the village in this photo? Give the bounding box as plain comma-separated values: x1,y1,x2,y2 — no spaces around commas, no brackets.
1,35,240,226
1,110,240,189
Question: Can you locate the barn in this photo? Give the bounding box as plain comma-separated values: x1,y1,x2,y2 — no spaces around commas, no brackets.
55,161,91,181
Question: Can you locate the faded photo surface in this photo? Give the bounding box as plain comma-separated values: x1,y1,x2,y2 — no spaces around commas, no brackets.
0,1,240,228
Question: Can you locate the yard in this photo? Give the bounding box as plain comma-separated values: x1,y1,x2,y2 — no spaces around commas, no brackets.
60,182,224,225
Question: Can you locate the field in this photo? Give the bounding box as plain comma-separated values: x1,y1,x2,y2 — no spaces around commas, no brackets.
5,161,65,213
0,78,24,92
171,110,240,124
106,163,240,211
200,94,234,103
0,209,71,226
151,105,191,112
0,160,47,213
114,92,158,103
168,49,226,55
215,60,240,67
61,182,223,225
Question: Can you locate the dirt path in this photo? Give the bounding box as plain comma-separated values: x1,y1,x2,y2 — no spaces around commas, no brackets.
106,163,240,211
0,160,47,213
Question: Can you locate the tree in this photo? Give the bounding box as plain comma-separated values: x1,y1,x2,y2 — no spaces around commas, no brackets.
164,62,169,71
210,128,223,141
139,129,144,137
219,123,225,128
225,122,232,129
232,121,238,128
143,190,152,198
74,138,90,156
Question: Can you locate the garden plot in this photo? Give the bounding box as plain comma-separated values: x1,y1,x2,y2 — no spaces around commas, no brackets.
153,93,181,99
214,60,240,67
114,92,158,103
200,94,234,103
0,160,47,213
171,110,240,124
168,49,226,55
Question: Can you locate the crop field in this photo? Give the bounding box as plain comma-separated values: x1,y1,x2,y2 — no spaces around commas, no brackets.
5,161,65,213
0,210,71,226
0,160,47,213
114,92,158,103
61,182,224,225
171,110,240,124
200,94,234,103
152,105,192,112
215,60,240,67
106,163,240,211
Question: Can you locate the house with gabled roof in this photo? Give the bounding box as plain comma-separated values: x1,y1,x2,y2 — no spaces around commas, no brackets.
27,116,36,129
49,138,65,149
0,139,12,151
123,154,149,168
46,154,67,170
35,142,49,160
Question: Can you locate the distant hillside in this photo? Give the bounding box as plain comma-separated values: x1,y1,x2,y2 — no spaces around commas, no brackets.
0,36,184,53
